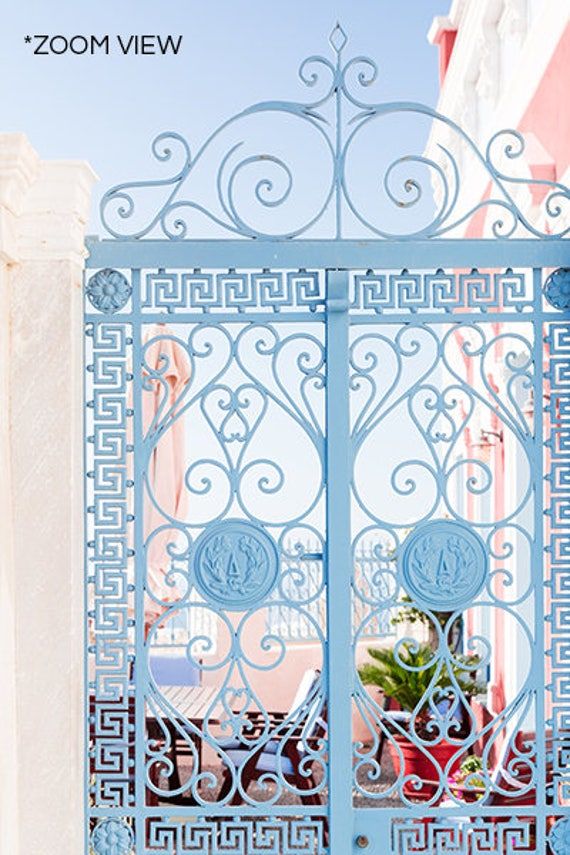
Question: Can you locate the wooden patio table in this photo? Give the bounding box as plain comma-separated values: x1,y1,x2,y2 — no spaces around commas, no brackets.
156,684,222,725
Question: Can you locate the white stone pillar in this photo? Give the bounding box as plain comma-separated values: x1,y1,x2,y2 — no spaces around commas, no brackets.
0,133,97,855
0,133,35,855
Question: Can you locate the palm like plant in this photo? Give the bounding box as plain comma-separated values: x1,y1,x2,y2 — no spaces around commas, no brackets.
358,642,484,717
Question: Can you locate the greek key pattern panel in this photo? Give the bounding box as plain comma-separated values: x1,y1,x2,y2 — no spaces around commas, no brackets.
142,817,327,855
391,818,536,855
350,268,532,315
85,321,134,809
141,269,325,314
546,320,570,809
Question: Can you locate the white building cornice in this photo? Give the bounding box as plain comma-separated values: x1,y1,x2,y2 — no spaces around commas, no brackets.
0,135,39,263
425,0,569,237
428,0,568,138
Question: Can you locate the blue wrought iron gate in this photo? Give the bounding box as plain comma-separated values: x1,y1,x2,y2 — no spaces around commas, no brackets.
84,29,570,855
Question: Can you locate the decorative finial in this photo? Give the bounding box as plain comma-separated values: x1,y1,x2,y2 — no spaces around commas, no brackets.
329,22,348,55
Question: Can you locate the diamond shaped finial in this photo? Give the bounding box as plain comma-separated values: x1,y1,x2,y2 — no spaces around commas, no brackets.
329,22,348,55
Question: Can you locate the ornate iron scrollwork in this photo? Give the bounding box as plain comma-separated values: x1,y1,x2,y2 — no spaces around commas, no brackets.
100,24,570,241
85,22,569,853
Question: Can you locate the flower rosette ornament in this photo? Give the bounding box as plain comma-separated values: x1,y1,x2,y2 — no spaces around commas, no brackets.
90,819,134,855
549,818,570,855
544,267,570,311
86,268,132,314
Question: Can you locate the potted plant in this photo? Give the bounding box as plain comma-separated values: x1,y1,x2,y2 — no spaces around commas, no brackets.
391,595,462,651
358,641,485,800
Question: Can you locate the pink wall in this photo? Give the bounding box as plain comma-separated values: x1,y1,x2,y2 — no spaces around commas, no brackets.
452,23,570,718
433,26,458,85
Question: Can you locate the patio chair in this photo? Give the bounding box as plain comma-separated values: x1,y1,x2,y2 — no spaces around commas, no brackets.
148,653,201,687
217,668,327,806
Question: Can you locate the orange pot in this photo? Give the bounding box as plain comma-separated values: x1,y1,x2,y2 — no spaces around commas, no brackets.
387,733,462,801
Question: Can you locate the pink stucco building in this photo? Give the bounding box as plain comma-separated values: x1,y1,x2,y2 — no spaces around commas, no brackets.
427,0,570,237
427,0,569,728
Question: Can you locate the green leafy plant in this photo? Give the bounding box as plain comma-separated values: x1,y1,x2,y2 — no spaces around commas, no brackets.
459,754,483,775
449,754,485,800
390,595,451,628
391,595,464,653
358,642,485,716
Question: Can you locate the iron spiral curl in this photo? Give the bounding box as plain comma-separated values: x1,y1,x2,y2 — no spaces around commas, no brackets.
100,25,570,240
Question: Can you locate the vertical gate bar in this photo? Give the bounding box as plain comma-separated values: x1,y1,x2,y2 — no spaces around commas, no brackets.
131,269,146,839
532,266,546,847
325,269,352,854
83,308,90,855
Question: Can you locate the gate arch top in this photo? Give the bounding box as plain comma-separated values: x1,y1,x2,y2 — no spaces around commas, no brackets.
98,24,570,244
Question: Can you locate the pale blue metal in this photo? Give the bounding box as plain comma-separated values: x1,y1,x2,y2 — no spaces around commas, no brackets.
544,267,570,311
325,269,353,855
399,520,488,613
192,518,280,610
549,818,570,855
85,267,132,313
90,819,134,855
86,235,570,274
85,25,570,855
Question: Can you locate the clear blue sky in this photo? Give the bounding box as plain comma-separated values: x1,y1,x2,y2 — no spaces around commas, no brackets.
0,1,446,235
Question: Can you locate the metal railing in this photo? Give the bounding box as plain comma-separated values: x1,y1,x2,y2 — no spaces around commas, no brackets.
266,540,394,642
151,540,394,651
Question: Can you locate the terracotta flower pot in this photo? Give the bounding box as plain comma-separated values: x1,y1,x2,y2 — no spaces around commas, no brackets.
387,732,462,801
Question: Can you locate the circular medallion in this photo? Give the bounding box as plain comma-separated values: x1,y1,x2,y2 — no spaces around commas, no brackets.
544,267,570,312
399,520,488,612
549,817,570,855
192,519,279,611
90,819,134,855
86,268,131,314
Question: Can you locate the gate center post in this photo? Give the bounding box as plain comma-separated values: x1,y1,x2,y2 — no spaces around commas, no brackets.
325,269,354,853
